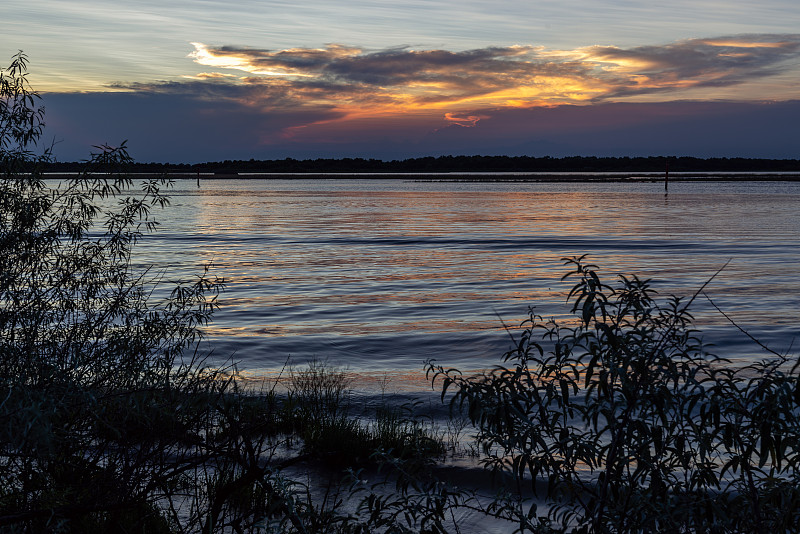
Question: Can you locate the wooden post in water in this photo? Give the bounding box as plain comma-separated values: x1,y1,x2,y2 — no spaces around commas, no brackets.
665,160,669,192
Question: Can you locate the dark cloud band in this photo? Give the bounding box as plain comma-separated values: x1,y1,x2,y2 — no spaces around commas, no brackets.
64,33,799,160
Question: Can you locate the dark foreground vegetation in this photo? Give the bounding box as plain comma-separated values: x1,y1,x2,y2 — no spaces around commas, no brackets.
4,52,800,533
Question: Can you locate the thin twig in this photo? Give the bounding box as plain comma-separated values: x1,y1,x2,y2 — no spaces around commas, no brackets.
702,292,784,358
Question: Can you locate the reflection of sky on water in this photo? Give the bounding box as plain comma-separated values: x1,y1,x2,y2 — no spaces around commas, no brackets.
130,179,800,388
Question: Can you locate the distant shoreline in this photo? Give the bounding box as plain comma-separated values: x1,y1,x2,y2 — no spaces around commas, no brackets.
41,171,800,182
35,155,800,177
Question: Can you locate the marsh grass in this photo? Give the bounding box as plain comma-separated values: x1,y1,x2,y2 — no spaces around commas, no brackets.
284,360,446,467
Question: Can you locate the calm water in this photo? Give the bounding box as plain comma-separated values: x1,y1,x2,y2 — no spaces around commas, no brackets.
133,179,799,392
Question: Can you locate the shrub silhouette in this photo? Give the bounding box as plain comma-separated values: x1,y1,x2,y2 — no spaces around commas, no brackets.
1,51,233,532
0,53,458,533
428,255,800,532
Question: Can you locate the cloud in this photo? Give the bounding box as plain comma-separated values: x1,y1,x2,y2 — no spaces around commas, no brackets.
443,112,489,127
574,34,800,97
40,34,800,161
184,42,596,111
183,72,240,80
106,34,800,130
41,89,800,162
181,34,800,113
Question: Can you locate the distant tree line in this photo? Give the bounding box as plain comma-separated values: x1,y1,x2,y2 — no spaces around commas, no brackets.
38,155,800,175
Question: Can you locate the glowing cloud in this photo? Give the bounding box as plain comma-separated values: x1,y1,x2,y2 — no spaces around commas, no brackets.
574,34,800,96
189,42,357,77
185,35,800,112
182,72,240,80
111,34,800,145
444,112,490,127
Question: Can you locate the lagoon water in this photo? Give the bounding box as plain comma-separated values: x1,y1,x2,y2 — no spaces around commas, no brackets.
137,179,799,392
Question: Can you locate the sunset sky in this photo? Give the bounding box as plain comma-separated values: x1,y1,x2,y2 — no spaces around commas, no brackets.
3,0,800,162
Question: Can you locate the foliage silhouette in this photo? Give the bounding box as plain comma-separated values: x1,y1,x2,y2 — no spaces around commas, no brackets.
428,255,800,533
1,51,232,532
0,52,461,534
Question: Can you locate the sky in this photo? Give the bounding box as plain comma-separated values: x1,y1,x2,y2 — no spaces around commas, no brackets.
3,0,800,162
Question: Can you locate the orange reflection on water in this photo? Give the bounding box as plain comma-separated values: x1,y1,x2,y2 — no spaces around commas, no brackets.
154,180,800,390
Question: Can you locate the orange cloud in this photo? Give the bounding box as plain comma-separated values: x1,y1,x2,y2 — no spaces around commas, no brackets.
443,112,489,127
112,34,800,143
186,35,799,114
182,72,240,80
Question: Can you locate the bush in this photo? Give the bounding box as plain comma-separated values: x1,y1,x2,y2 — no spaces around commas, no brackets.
428,255,800,533
0,53,461,533
0,51,233,532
